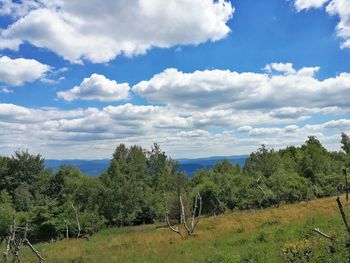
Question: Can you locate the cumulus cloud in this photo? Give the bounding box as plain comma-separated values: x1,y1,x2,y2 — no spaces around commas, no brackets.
264,62,296,75
0,0,234,63
57,74,130,102
1,61,350,158
238,119,350,139
0,100,348,158
294,0,330,11
294,0,350,49
0,56,50,86
132,63,350,111
0,0,40,17
326,0,350,48
0,102,348,159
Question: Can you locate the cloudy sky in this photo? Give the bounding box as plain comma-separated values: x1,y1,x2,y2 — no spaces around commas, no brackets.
0,0,349,159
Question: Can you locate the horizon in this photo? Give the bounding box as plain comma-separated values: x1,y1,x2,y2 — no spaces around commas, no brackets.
0,0,349,159
3,134,346,160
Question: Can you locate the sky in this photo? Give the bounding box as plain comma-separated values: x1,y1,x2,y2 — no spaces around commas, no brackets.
0,0,349,159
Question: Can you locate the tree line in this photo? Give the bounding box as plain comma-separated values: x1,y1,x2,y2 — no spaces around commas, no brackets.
0,134,349,243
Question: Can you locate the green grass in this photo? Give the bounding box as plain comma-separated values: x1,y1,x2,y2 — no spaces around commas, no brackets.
14,196,350,262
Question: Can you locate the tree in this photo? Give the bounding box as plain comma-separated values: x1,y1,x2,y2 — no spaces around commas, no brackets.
244,145,280,178
101,144,153,226
299,136,330,183
10,150,45,189
0,157,11,194
0,191,13,241
13,183,33,211
341,132,350,154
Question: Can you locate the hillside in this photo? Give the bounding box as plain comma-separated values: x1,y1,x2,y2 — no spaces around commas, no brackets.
19,196,349,263
44,155,248,176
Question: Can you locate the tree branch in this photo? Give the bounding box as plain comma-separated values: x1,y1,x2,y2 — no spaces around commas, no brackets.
336,196,350,236
313,227,335,241
163,192,183,239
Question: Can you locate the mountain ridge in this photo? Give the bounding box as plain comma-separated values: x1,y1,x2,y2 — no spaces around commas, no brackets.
45,155,248,177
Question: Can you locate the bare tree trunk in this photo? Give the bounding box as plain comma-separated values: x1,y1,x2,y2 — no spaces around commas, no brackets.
64,219,69,239
189,192,202,234
180,192,202,236
24,240,45,262
3,236,11,263
2,213,45,263
336,196,350,236
177,174,182,224
256,176,266,195
71,204,81,238
313,227,335,241
163,192,183,239
179,195,190,234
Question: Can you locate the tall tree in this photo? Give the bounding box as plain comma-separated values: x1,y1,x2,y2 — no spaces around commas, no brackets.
341,132,350,154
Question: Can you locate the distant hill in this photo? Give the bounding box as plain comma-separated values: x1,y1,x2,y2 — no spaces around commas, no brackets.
45,159,110,176
45,155,248,177
177,155,247,176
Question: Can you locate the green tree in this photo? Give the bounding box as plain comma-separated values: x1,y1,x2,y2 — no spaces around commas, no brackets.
10,150,45,189
0,191,13,241
244,145,280,178
341,132,350,154
101,144,153,226
299,136,330,182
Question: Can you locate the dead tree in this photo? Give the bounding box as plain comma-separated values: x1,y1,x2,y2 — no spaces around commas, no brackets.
312,197,350,255
163,192,183,239
313,227,336,253
179,192,202,236
163,191,202,238
313,227,335,242
3,213,45,263
336,196,350,236
71,204,81,238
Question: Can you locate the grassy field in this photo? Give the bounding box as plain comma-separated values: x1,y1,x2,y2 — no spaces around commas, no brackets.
17,196,350,262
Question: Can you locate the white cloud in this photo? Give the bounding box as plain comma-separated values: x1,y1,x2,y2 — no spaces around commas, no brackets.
0,56,50,86
294,0,350,49
323,118,350,129
0,0,40,17
264,62,296,75
1,61,350,159
326,0,350,48
0,103,194,158
269,106,344,119
0,87,12,93
0,0,234,63
0,37,21,50
0,102,348,159
238,119,350,138
176,130,210,138
41,76,65,85
133,63,350,111
57,74,130,102
294,0,330,11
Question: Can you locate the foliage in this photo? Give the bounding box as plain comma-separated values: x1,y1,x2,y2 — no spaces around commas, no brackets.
0,134,349,244
0,191,13,241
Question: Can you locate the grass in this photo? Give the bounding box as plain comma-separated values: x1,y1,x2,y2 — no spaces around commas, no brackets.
16,196,350,262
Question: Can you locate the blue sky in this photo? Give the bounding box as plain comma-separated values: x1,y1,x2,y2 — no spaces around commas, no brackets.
0,0,349,159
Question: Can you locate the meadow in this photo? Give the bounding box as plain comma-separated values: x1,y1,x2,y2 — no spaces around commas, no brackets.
18,195,349,263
